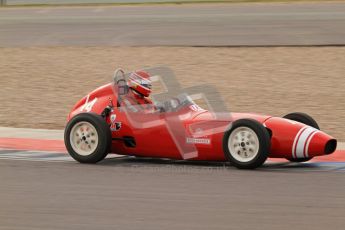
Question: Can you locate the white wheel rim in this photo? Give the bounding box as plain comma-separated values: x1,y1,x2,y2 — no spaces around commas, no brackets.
70,121,99,156
228,127,260,163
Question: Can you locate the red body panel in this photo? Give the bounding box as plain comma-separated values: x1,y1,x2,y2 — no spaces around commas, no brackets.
67,83,337,161
263,117,335,159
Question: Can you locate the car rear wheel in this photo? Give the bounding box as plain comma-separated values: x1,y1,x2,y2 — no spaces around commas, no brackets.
65,113,111,163
283,112,319,163
223,119,271,169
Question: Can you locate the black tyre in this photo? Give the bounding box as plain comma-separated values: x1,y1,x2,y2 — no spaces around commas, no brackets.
223,119,271,169
64,113,111,163
283,112,319,130
287,158,313,163
283,112,319,163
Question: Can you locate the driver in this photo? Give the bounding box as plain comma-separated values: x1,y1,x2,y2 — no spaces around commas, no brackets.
122,70,155,112
121,70,183,113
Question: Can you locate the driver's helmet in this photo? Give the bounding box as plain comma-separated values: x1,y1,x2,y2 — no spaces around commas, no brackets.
128,70,152,97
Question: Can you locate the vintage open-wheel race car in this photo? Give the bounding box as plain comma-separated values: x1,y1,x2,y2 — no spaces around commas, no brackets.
64,67,337,169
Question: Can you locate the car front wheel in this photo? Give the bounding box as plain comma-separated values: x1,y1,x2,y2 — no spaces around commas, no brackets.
64,113,111,163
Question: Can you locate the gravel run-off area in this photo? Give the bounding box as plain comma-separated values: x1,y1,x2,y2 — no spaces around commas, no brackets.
0,46,344,140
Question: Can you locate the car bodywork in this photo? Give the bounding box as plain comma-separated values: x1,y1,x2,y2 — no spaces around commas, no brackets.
67,73,337,163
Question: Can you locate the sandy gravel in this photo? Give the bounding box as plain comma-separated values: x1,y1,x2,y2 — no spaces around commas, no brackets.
0,47,344,140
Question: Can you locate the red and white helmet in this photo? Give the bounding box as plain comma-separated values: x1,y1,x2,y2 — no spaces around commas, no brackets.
128,70,152,97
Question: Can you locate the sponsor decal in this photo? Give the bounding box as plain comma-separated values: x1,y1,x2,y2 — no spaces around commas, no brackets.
110,114,122,131
189,104,202,112
110,114,116,122
186,137,211,145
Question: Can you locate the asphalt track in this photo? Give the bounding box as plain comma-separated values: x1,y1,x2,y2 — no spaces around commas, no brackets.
1,126,345,230
1,2,345,46
1,156,345,230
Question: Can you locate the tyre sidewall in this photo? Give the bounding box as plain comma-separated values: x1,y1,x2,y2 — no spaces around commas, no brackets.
64,113,111,163
223,119,271,169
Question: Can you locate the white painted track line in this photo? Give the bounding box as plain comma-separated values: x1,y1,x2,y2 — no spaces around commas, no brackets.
337,142,345,150
0,126,63,140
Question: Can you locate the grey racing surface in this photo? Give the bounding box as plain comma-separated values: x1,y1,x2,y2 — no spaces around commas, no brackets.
1,2,345,46
1,157,345,230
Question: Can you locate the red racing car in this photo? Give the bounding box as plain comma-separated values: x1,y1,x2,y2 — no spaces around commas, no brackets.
64,68,337,169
